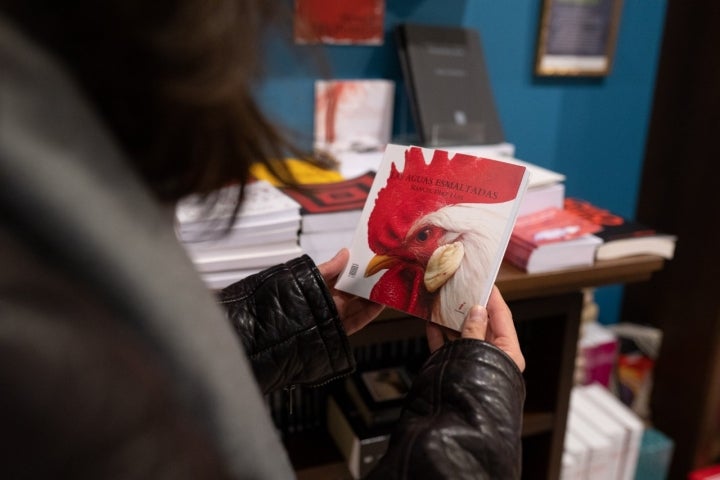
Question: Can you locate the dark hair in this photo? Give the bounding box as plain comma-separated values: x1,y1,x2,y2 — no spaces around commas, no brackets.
0,0,299,205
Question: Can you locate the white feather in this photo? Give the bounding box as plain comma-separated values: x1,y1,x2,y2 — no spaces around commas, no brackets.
412,203,509,330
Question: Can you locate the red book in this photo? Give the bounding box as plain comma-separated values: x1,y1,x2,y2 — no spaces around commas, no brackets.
279,171,375,234
505,207,603,274
564,198,677,261
335,144,530,331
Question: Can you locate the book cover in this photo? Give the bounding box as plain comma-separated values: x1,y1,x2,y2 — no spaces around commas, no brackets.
396,23,504,146
335,144,530,331
505,207,603,273
314,79,395,154
578,322,618,388
294,0,385,45
564,198,677,261
280,171,375,233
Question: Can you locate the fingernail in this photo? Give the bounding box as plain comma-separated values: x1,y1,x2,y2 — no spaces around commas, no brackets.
466,305,485,323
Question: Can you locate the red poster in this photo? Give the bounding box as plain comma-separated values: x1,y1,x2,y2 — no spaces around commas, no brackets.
294,0,385,45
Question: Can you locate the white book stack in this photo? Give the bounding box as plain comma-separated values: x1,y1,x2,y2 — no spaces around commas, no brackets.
581,383,644,480
176,180,303,289
562,430,591,480
446,144,566,217
566,408,616,479
563,384,645,480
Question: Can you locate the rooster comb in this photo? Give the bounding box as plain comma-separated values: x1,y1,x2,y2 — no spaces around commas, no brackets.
367,146,526,252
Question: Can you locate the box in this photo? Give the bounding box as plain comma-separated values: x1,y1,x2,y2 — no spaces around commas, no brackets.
327,388,391,479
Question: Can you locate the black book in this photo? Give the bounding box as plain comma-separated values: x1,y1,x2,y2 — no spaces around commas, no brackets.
396,23,505,147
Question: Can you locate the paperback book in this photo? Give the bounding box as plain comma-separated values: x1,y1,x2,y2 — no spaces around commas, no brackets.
564,198,677,261
505,207,603,274
279,170,375,234
314,79,395,154
335,144,530,331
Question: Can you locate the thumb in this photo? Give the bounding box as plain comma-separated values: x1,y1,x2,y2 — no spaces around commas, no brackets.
318,248,349,283
461,305,488,341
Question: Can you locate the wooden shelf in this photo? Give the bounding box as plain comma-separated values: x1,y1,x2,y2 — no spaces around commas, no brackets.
281,255,667,479
496,256,665,301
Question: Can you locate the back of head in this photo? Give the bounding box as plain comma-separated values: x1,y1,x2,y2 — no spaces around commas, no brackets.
0,0,296,204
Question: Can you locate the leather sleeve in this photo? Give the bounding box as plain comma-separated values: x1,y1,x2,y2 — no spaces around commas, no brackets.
217,255,356,394
368,339,526,480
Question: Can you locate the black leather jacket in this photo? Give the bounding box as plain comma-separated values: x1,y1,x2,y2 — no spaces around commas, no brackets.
218,255,526,479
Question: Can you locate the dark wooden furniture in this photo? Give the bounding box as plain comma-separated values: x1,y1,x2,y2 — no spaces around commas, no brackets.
283,256,665,480
620,2,720,477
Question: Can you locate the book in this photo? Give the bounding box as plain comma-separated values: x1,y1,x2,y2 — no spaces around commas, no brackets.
445,146,567,216
187,240,304,273
279,171,375,234
636,428,674,480
335,144,530,331
176,179,301,236
566,407,616,480
314,79,395,154
299,228,355,264
577,322,618,388
561,430,590,480
504,207,603,274
570,386,629,480
175,180,304,288
519,181,565,217
564,198,677,261
396,23,504,146
581,383,644,480
344,365,412,429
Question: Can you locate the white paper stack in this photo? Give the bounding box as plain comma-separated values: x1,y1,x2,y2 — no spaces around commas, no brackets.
563,384,645,480
176,180,303,289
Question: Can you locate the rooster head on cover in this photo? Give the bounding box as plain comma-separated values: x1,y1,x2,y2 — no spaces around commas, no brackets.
364,146,525,330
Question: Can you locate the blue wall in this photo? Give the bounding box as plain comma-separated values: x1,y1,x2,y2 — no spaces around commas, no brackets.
257,0,668,324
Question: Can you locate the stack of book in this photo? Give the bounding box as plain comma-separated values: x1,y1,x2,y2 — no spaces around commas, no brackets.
563,384,645,480
175,180,303,289
327,365,412,479
448,144,566,217
504,207,603,274
564,198,677,261
280,171,375,264
504,197,677,274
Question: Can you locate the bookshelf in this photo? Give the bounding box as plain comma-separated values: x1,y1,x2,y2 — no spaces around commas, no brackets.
270,255,665,479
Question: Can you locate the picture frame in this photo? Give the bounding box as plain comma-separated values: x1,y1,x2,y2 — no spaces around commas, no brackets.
535,0,624,77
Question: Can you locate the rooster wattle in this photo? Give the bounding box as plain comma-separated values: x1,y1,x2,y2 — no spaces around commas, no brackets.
363,147,525,330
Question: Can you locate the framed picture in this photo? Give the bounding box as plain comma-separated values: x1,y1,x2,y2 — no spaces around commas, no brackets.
535,0,624,77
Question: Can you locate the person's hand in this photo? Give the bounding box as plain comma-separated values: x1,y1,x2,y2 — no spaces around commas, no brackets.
426,285,525,371
317,249,385,335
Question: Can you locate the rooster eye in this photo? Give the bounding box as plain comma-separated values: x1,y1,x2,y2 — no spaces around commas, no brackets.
416,228,430,242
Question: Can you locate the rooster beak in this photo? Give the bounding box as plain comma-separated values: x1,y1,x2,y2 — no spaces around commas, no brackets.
365,254,398,277
424,242,465,293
